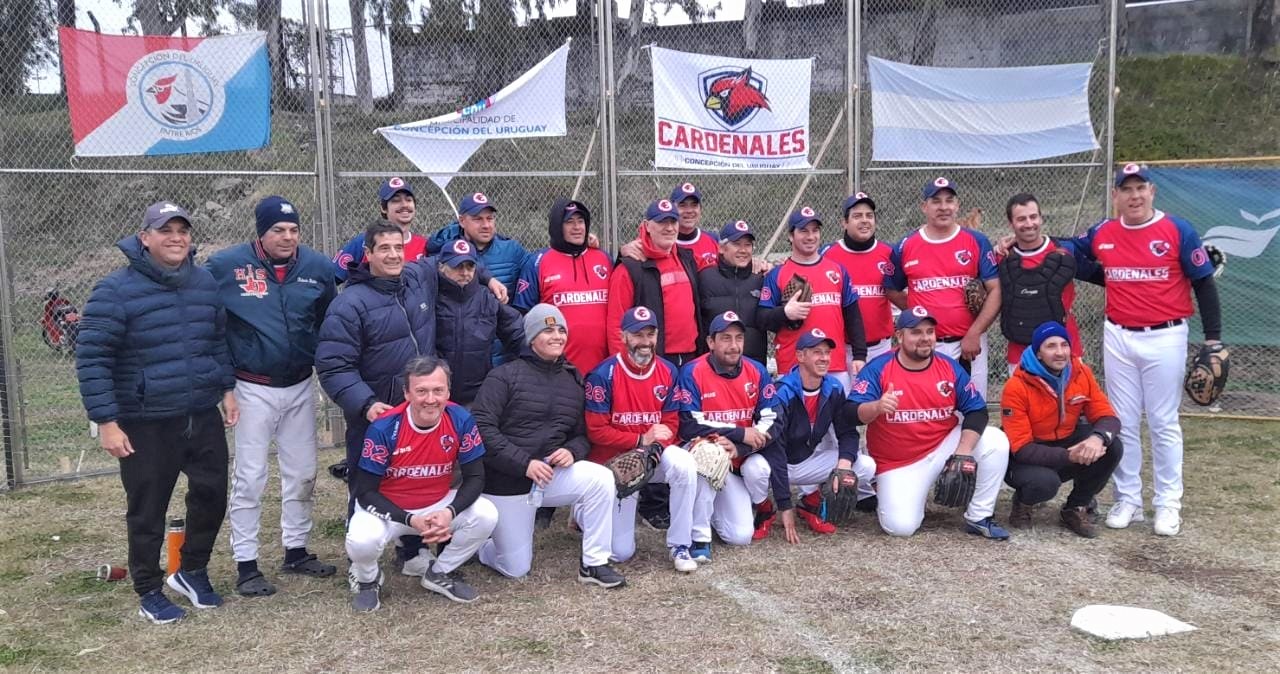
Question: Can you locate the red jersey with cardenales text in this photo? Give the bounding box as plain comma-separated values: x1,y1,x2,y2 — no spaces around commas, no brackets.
514,247,612,374
583,354,680,463
823,239,896,344
759,257,859,373
358,402,485,511
890,227,997,339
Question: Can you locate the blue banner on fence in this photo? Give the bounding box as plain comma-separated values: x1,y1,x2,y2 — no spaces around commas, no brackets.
1147,167,1280,347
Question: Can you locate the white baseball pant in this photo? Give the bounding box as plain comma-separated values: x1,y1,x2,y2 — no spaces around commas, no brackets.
934,334,989,400
604,445,714,560
478,461,615,577
1103,320,1188,510
346,491,498,583
872,425,1009,536
228,378,319,562
741,428,839,501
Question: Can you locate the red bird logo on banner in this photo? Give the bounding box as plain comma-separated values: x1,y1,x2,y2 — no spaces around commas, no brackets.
703,67,771,127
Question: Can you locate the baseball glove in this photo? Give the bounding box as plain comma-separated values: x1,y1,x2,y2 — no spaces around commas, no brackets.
933,455,977,508
327,459,349,483
604,444,661,499
1205,244,1226,278
782,273,812,303
687,436,731,491
963,277,987,317
1184,342,1229,406
817,468,860,526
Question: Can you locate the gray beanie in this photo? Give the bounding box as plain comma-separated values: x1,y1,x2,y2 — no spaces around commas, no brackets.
524,303,568,346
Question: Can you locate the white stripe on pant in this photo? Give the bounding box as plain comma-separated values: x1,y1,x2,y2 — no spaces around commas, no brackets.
346,491,498,583
871,424,1009,536
228,378,320,562
606,445,715,561
478,461,616,578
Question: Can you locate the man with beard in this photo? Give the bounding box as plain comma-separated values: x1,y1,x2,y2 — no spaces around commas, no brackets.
333,178,428,284
822,192,904,364
848,307,1011,540
699,220,768,365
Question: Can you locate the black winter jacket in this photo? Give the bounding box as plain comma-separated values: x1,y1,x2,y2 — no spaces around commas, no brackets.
616,247,702,359
435,272,525,406
698,256,767,364
471,349,591,496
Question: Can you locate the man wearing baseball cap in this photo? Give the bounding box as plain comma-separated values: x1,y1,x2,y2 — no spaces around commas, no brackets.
584,306,708,573
848,306,1011,541
699,220,768,364
206,196,339,597
887,177,1001,398
822,192,904,363
333,177,428,283
675,311,779,553
428,191,529,306
434,238,525,406
77,201,239,623
759,206,867,388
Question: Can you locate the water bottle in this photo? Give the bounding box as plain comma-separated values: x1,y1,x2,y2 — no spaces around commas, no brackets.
165,517,185,575
526,483,544,507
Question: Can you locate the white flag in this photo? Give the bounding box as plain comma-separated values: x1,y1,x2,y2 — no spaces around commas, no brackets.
867,56,1099,164
651,47,812,171
376,42,570,189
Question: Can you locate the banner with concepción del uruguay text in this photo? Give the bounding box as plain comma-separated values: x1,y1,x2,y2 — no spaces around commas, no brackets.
376,42,570,189
867,56,1098,164
60,27,270,157
652,47,811,171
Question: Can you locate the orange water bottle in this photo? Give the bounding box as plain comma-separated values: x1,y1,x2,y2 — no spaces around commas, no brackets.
165,517,185,575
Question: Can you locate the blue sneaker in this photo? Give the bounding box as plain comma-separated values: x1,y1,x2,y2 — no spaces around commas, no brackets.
965,517,1011,541
138,589,186,624
690,541,712,563
166,569,224,609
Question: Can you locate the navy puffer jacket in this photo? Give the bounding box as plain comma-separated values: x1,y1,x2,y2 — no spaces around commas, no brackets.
76,236,234,423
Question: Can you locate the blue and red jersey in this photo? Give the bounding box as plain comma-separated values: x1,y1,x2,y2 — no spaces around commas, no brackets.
822,239,896,344
514,247,613,374
848,352,984,474
583,354,680,463
358,401,485,511
759,257,860,373
1071,211,1214,327
675,354,778,460
889,227,997,339
678,229,720,270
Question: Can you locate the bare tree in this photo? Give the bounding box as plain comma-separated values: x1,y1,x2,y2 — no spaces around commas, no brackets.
742,0,762,56
348,0,373,113
1248,0,1279,63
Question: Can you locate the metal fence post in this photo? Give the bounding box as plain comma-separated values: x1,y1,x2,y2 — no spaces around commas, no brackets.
849,0,860,194
1105,0,1119,215
0,204,25,487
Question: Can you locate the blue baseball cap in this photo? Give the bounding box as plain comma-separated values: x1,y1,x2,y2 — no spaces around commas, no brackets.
646,199,678,222
922,176,957,200
842,191,876,215
788,206,822,230
458,192,497,216
708,310,746,336
719,220,755,242
896,306,937,330
1114,162,1152,187
439,238,478,268
796,328,836,351
378,177,414,202
142,201,192,230
621,306,659,333
670,182,702,204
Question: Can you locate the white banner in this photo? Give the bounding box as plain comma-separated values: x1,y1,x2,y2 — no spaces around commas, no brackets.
376,42,570,189
652,47,812,171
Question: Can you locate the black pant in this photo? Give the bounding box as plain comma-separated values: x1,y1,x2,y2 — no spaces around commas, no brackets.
344,414,371,518
1005,425,1123,509
118,408,228,596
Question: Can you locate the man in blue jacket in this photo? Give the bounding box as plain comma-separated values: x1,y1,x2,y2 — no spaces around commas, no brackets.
206,196,338,598
427,192,529,297
76,201,238,625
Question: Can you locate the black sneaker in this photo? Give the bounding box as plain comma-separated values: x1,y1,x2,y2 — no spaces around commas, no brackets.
352,581,380,612
420,566,479,603
855,495,878,513
578,563,626,589
641,512,671,531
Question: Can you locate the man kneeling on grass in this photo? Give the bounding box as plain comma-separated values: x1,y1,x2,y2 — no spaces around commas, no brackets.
345,356,498,611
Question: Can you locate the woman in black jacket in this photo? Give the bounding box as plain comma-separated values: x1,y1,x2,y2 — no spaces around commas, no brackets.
471,304,626,588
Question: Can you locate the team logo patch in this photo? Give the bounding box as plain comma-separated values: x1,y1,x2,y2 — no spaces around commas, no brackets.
658,199,674,212
825,269,840,285
234,264,268,298
810,328,827,339
681,182,697,194
158,202,180,214
911,305,929,317
516,278,530,294
593,264,609,280
451,239,472,254
134,56,220,134
852,379,870,395
762,383,776,399
936,381,954,397
934,177,950,187
760,287,772,302
800,206,816,218
440,434,457,455
955,250,972,266
388,177,405,189
565,203,577,212
1122,162,1142,175
634,306,653,320
744,381,757,399
701,67,771,130
279,202,294,214
334,251,354,268
1191,247,1208,266
877,260,895,276
723,310,740,322
653,384,669,401
1149,240,1171,257
855,191,869,199
472,192,488,204
734,220,749,231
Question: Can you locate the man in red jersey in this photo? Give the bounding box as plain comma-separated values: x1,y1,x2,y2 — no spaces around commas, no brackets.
822,192,905,365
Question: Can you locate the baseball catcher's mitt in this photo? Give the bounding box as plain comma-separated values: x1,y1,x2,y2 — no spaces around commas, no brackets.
818,468,860,526
1184,342,1229,406
687,436,731,491
933,455,977,508
782,273,812,303
963,277,987,317
605,444,661,499
1205,244,1226,278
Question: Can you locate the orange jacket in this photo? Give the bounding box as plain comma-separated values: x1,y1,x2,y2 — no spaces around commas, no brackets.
1000,357,1116,453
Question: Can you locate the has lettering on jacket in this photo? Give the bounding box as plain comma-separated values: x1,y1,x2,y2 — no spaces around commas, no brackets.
705,408,752,423
235,265,269,298
612,411,661,425
884,406,954,423
552,289,608,305
909,276,969,293
385,462,454,479
1105,267,1170,282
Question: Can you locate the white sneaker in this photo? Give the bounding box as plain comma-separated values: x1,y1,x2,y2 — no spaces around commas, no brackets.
1153,507,1181,536
1105,501,1145,529
401,549,436,577
669,545,698,573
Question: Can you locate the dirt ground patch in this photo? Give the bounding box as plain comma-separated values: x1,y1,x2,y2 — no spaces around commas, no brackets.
1,418,1278,672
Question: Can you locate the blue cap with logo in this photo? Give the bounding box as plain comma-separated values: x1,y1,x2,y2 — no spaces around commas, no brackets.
719,220,755,242
842,191,876,214
670,181,702,204
440,238,478,268
796,328,836,351
708,310,746,336
378,177,414,202
646,199,679,222
896,305,937,330
458,192,497,216
143,201,193,230
787,206,822,230
254,196,299,237
922,176,958,200
621,306,659,333
1114,162,1152,187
